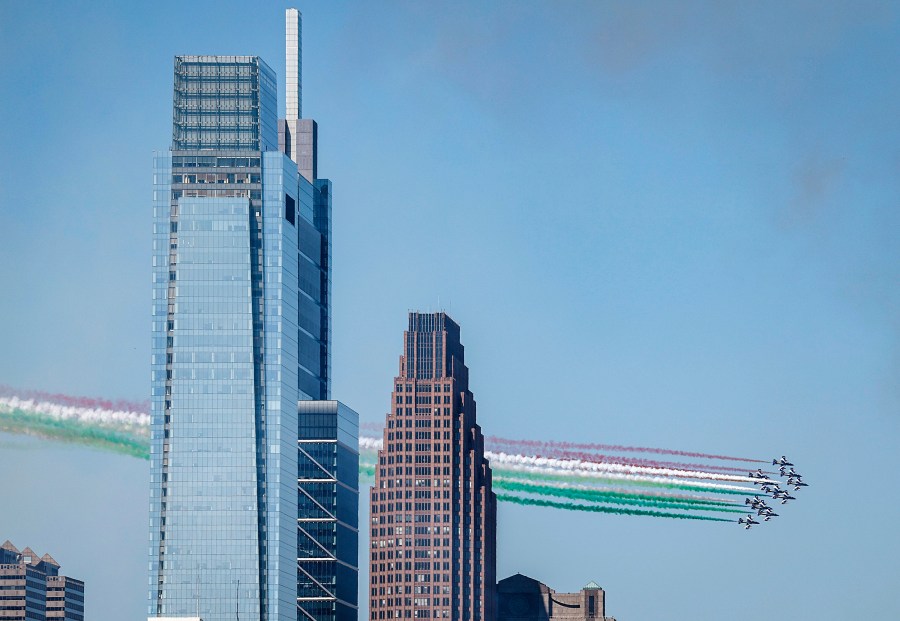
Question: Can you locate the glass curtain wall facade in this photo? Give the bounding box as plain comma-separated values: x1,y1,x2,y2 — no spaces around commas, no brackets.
296,401,360,621
369,313,497,621
149,48,334,621
172,56,278,152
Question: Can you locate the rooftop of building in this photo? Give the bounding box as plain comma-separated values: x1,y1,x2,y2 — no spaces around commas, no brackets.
0,542,65,574
498,573,606,594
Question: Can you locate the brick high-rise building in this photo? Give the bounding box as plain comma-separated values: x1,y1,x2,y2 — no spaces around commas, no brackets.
369,312,497,621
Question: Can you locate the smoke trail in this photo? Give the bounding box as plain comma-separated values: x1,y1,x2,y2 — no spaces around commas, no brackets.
356,444,759,495
364,437,772,485
493,476,742,507
358,455,757,498
0,408,149,459
0,396,149,434
0,405,754,521
491,461,760,493
485,450,775,484
494,479,745,513
487,435,766,463
521,447,754,475
497,494,735,522
360,463,376,479
360,434,754,476
0,385,148,415
1,389,768,505
358,422,765,466
359,436,386,451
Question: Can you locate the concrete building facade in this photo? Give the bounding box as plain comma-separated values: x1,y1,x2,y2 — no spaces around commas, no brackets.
0,541,84,621
497,575,615,621
369,312,497,621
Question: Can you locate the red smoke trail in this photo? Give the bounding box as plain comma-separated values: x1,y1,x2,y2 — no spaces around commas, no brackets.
487,435,766,463
2,388,767,465
0,385,148,414
526,447,754,475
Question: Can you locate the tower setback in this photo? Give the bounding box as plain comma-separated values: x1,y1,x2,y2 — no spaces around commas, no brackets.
369,312,497,621
147,10,353,621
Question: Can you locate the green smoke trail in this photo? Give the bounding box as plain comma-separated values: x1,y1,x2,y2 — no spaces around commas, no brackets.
494,479,744,514
494,477,742,509
0,411,753,516
497,493,735,522
493,476,741,507
0,409,149,459
360,462,376,479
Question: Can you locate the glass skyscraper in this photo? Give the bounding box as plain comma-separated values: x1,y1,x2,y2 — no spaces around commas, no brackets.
148,10,355,621
297,401,360,621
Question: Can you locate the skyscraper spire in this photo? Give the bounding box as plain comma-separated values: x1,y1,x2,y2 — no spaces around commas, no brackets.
285,8,301,120
149,13,342,621
280,7,318,182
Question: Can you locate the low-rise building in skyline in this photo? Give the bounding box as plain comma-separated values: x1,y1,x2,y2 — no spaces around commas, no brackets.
498,574,616,621
0,540,85,621
297,400,360,621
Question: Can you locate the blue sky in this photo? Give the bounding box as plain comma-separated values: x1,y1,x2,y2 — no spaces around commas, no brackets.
1,1,898,620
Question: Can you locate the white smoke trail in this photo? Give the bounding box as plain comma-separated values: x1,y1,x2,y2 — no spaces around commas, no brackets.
359,436,383,450
0,397,150,434
359,435,758,493
0,407,765,496
485,450,776,484
487,459,760,493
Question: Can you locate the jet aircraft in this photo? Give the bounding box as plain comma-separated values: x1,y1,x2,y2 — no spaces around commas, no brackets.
781,468,801,479
773,456,794,467
746,496,769,510
738,515,760,529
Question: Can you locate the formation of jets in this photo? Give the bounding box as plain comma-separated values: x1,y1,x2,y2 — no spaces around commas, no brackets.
744,496,779,520
740,456,808,530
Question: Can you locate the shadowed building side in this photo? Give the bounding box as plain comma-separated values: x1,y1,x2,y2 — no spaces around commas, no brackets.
497,575,616,621
297,400,360,621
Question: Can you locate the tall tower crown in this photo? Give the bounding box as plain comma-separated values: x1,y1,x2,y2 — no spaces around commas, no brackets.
369,312,497,621
285,8,301,120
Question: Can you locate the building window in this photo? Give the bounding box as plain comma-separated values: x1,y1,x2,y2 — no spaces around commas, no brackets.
285,194,296,225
